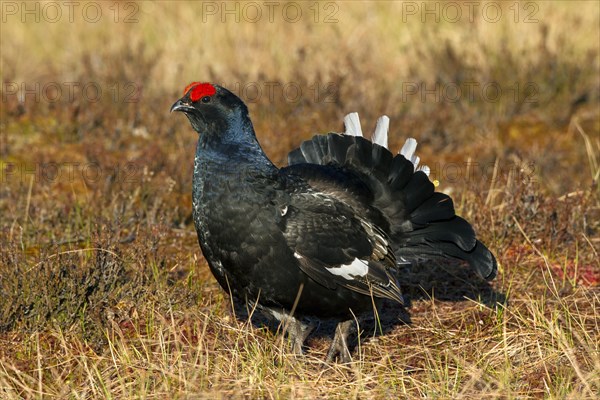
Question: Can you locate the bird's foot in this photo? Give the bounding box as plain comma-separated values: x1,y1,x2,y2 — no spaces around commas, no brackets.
266,308,316,355
286,317,317,355
325,319,356,363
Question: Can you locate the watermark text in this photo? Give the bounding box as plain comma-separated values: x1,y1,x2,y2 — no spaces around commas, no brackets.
199,1,339,23
401,1,539,23
2,81,141,104
1,1,139,23
401,81,539,104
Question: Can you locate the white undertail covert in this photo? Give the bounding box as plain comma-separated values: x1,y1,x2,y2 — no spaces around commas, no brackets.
342,113,430,177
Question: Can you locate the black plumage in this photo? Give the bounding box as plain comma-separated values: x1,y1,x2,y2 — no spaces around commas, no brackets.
171,82,497,362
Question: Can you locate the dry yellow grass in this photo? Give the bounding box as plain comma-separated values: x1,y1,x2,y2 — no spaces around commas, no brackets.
1,1,599,398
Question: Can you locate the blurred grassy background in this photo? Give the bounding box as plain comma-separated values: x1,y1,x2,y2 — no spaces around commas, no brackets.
1,1,599,398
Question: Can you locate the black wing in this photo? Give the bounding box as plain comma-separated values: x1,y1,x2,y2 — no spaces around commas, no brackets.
277,170,403,304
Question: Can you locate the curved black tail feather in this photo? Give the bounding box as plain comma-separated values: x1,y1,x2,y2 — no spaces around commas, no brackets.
288,131,497,281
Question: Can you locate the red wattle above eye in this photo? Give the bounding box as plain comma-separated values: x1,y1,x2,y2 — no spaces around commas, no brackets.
186,82,216,102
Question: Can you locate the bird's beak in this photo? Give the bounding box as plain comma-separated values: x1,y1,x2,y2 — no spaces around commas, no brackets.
170,99,194,113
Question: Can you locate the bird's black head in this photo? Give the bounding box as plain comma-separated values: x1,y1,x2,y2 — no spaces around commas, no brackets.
170,82,249,135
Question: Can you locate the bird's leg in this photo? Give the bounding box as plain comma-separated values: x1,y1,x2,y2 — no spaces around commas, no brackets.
283,315,316,354
326,319,356,363
266,308,316,354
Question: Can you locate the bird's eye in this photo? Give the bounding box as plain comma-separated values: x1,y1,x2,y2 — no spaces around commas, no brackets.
201,96,211,103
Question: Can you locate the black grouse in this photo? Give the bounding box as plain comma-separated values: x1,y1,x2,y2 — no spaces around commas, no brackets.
171,82,497,362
